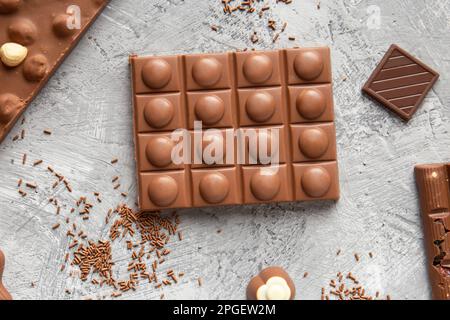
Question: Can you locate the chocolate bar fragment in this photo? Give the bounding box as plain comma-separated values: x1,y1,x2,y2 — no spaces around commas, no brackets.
130,48,340,212
0,0,108,143
247,266,295,300
415,163,450,300
0,249,12,300
362,44,439,121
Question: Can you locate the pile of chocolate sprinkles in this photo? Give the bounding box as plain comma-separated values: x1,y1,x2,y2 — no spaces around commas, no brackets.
68,204,184,298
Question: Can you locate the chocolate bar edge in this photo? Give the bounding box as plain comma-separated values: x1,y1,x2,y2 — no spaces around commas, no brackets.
0,1,110,144
415,163,450,300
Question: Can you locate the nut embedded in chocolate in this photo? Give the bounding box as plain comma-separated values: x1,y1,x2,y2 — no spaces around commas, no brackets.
23,54,49,82
53,14,78,38
0,0,21,14
247,266,295,300
8,18,38,45
0,93,22,124
0,42,28,67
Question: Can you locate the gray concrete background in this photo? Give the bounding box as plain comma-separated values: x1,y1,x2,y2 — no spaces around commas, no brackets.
0,0,449,300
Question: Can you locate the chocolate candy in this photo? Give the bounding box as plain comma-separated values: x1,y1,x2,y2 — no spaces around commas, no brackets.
0,249,12,300
362,44,439,121
0,0,108,143
415,164,450,300
247,267,295,300
130,48,339,211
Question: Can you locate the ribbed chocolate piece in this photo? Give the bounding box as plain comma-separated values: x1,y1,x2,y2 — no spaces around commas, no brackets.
415,163,450,300
130,48,340,212
0,0,108,143
363,44,439,121
0,249,12,300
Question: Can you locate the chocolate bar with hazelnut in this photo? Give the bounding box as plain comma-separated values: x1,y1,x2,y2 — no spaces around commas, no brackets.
0,0,108,143
415,163,450,300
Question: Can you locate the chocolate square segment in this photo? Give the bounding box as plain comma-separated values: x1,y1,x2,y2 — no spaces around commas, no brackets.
235,50,281,88
293,161,340,201
191,167,240,207
288,84,334,123
187,90,234,129
286,47,332,85
362,44,439,121
238,87,284,127
135,93,183,132
130,48,340,212
184,53,232,91
133,55,181,94
290,123,337,163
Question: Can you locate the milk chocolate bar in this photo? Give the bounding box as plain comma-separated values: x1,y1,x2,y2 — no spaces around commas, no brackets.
0,0,108,143
130,48,340,212
415,163,450,300
362,44,439,121
247,266,295,300
0,249,12,300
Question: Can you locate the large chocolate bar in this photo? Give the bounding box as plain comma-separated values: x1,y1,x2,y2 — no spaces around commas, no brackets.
362,44,439,121
130,48,340,212
0,0,108,143
415,164,450,300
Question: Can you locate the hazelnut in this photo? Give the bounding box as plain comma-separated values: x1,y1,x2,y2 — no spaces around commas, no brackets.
0,42,28,67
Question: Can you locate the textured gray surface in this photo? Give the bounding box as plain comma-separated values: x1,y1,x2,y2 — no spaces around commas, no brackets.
0,0,449,300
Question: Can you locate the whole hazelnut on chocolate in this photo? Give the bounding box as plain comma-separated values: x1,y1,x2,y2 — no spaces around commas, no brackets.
0,0,22,14
0,250,12,300
53,14,78,38
23,54,49,82
0,93,22,124
8,18,38,45
247,267,295,300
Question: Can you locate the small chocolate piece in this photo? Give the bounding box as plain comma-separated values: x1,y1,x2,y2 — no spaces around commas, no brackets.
0,0,108,144
0,250,12,300
247,266,295,300
130,48,339,211
415,163,450,300
362,44,439,121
